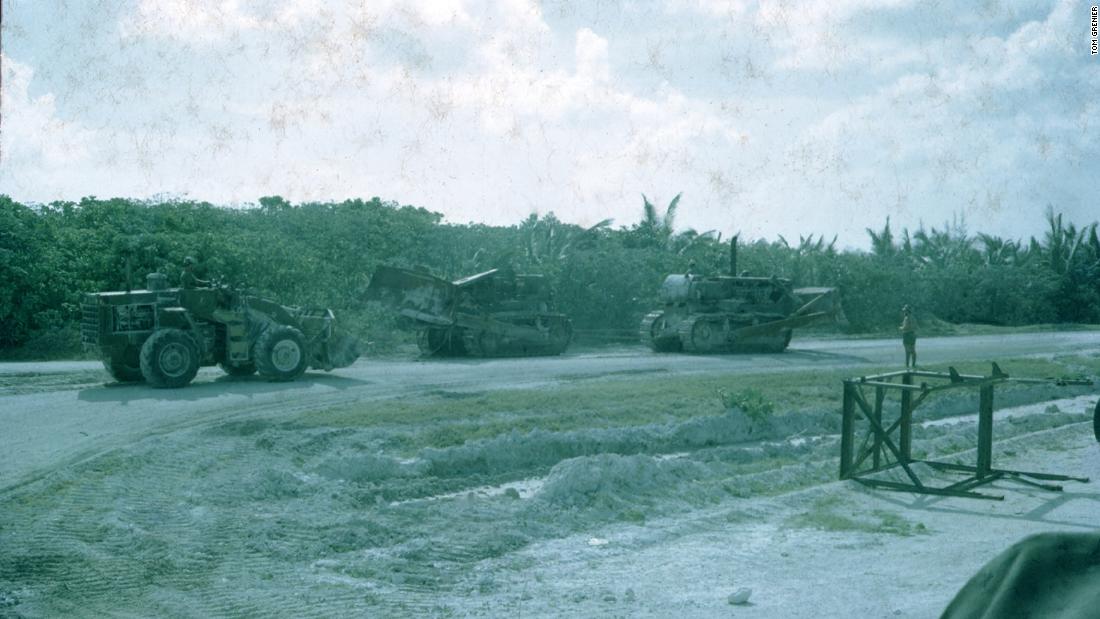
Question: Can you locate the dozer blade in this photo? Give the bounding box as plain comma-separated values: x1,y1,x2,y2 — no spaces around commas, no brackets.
793,286,847,326
725,285,843,341
365,266,455,322
730,311,832,341
726,286,843,341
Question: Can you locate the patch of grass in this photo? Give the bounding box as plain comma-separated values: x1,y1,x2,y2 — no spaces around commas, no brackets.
870,510,928,536
718,388,775,424
785,496,929,536
557,368,670,382
424,390,485,400
0,370,107,395
296,355,1095,457
303,372,820,456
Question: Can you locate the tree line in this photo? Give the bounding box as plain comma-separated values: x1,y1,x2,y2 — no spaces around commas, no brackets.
1,194,1098,357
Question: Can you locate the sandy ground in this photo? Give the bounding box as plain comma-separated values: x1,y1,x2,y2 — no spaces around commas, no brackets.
471,424,1100,618
3,331,1099,491
1,332,1099,617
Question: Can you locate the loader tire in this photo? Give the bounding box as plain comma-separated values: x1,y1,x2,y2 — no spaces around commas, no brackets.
253,325,308,382
103,346,144,383
140,329,201,388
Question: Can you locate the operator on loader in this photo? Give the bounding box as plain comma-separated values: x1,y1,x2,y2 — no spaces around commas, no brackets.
180,256,211,289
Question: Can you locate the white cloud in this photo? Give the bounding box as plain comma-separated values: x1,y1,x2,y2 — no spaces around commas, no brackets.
743,0,1099,243
3,0,1094,247
0,54,101,195
119,0,263,41
754,0,918,71
119,0,473,42
664,0,750,18
575,27,610,82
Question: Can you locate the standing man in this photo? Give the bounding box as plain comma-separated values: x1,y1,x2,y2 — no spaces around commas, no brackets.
900,304,916,368
180,256,210,289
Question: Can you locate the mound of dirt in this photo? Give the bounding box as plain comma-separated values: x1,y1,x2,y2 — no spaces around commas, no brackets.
534,453,712,510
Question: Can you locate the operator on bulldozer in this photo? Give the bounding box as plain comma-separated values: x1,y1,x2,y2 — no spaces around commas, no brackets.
180,256,211,289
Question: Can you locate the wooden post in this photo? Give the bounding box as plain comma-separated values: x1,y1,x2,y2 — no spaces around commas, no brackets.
840,381,855,478
873,385,885,469
977,385,994,477
900,372,913,463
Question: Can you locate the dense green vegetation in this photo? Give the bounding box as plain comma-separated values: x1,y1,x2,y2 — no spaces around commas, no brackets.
1,194,1098,358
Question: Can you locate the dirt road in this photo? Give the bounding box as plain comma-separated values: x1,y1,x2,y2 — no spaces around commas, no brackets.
2,331,1100,617
3,331,1099,491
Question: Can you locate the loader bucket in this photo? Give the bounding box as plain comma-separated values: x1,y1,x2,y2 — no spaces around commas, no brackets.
324,330,361,369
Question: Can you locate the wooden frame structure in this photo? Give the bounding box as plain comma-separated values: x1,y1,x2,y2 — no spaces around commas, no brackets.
839,363,1090,501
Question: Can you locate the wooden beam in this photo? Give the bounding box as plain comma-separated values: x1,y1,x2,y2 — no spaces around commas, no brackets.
851,388,924,489
873,385,885,470
900,372,913,462
851,477,1003,501
977,385,993,477
840,381,855,478
853,380,927,392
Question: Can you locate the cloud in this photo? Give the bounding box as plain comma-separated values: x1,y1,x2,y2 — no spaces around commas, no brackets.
756,0,918,70
119,0,265,41
664,0,750,18
740,0,1100,243
2,0,1095,247
118,0,473,42
0,54,102,194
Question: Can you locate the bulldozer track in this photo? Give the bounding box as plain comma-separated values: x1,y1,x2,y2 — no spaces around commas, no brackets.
677,315,726,353
640,311,680,352
458,316,572,358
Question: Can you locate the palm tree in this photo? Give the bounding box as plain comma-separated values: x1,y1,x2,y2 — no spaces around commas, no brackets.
866,217,896,258
977,233,1030,266
1035,206,1091,275
522,213,612,265
635,193,682,248
669,227,719,255
909,220,976,268
1032,207,1100,322
778,233,837,283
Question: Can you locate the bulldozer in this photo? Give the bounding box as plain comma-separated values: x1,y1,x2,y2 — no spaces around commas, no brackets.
365,265,572,357
82,273,360,388
640,237,843,353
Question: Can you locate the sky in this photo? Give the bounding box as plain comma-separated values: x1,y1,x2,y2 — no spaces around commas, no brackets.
1,0,1097,248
